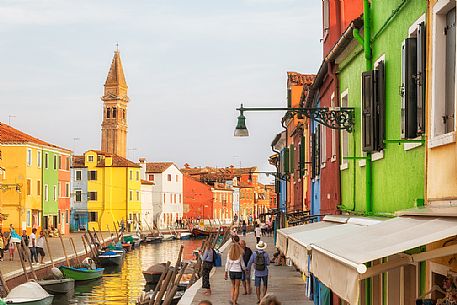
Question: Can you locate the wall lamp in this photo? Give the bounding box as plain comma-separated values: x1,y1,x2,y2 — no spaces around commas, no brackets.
234,103,355,137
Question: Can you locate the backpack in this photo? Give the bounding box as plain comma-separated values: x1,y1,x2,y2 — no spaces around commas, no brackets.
255,251,266,271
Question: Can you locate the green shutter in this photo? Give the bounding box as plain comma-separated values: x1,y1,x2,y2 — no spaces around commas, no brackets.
283,148,290,174
289,144,295,172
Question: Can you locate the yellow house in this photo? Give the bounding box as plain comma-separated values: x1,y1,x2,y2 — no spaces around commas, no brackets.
84,150,141,232
0,122,71,234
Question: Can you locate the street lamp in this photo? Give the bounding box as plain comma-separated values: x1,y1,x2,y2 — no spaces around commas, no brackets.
234,103,355,136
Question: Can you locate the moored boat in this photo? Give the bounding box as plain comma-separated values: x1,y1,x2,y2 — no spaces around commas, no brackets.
3,281,54,305
178,232,192,240
36,278,75,295
142,263,168,284
191,227,224,237
95,251,124,266
145,235,163,244
161,234,176,241
59,266,104,281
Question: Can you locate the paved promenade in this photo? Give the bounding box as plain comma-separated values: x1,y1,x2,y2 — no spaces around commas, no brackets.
180,235,312,305
0,232,111,281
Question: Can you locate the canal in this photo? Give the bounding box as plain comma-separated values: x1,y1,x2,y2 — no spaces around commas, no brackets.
54,239,202,304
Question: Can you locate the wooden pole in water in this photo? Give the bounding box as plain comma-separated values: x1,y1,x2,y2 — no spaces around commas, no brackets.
20,239,37,280
44,231,54,268
163,262,189,305
175,245,184,268
97,227,106,247
0,268,10,295
87,229,98,251
143,218,154,235
113,221,121,241
58,230,71,267
84,234,97,258
107,224,114,242
69,237,81,266
16,241,29,281
151,261,171,298
153,268,174,305
81,235,89,258
92,227,103,248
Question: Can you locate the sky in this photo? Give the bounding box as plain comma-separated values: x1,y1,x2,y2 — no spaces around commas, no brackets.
0,0,322,181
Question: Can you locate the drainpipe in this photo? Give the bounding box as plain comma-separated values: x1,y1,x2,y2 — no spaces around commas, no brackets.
281,119,288,227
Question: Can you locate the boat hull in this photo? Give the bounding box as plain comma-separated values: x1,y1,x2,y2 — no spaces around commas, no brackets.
4,295,54,305
59,266,104,281
96,253,124,266
145,236,163,244
142,272,162,284
36,278,75,295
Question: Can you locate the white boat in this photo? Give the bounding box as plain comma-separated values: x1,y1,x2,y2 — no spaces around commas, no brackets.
3,281,54,305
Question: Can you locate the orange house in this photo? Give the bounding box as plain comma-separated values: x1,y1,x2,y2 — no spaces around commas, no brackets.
183,174,213,220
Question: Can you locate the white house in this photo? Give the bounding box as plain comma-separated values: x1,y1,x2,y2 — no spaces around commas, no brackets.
140,178,159,230
139,160,183,229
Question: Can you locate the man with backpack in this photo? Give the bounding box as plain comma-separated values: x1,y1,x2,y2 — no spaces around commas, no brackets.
247,241,270,304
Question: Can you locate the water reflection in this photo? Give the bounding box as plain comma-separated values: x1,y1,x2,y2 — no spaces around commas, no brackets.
53,239,202,305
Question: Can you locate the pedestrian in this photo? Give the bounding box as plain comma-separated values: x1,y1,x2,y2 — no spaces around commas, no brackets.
7,235,15,261
224,241,245,305
260,294,282,305
28,228,38,264
0,232,4,261
36,230,46,264
247,240,270,303
21,230,29,248
240,239,253,295
198,301,212,305
255,224,262,244
9,224,20,261
241,220,247,236
200,241,214,296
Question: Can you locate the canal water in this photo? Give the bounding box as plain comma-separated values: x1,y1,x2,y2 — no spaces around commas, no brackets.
54,239,202,304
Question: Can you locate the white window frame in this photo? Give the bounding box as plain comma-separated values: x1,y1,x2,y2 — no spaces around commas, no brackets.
53,185,57,201
320,125,327,168
37,151,41,168
430,0,457,148
331,92,337,162
340,89,349,170
75,190,82,202
44,184,49,201
65,182,70,198
44,153,49,169
323,0,330,41
75,170,82,181
27,149,32,166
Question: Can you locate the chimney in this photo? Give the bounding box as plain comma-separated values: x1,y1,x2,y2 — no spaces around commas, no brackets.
139,157,146,179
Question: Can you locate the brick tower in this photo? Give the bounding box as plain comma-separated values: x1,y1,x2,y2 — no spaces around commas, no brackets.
101,50,128,157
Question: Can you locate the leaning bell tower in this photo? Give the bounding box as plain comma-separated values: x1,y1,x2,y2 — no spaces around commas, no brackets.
101,50,128,158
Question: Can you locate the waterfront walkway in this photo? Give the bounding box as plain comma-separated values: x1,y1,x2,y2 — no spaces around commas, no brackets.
181,235,312,305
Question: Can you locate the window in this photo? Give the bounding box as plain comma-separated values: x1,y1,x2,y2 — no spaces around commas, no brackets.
44,153,49,169
58,156,62,169
75,170,82,181
174,194,177,203
167,174,172,181
176,175,178,182
66,157,70,170
88,155,94,162
44,185,49,201
341,91,349,169
37,180,41,196
65,210,69,224
26,210,31,227
136,191,140,201
287,88,292,107
53,155,57,170
163,194,166,203
75,190,82,202
136,171,139,181
179,194,181,203
170,193,173,203
65,183,70,197
27,149,32,166
113,107,117,118
361,60,385,152
27,179,31,195
129,170,133,180
53,186,57,201
129,190,133,201
89,212,98,222
148,174,154,181
320,125,327,167
432,4,456,144
323,0,330,40
37,151,42,168
106,107,111,118
88,171,97,180
88,191,97,201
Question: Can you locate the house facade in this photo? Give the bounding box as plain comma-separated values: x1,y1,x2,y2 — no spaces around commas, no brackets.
182,174,213,220
70,155,88,232
58,152,71,234
212,183,233,222
141,179,157,229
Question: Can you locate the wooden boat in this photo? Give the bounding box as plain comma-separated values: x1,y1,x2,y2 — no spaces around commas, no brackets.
137,290,184,305
145,235,163,244
142,263,168,284
122,243,132,252
3,281,54,305
191,227,224,237
36,278,75,295
59,266,104,281
179,232,192,240
161,234,176,241
96,251,124,266
123,234,141,248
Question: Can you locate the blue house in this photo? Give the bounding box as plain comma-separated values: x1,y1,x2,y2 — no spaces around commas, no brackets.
70,155,88,232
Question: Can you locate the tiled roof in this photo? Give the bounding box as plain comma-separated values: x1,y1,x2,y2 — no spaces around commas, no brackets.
0,122,71,152
146,162,174,173
141,179,154,185
287,72,316,87
98,154,140,168
72,155,86,168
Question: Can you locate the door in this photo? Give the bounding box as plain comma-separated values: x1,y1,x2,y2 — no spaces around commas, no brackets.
61,212,65,234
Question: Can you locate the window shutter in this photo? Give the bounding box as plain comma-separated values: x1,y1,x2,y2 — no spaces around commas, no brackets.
300,136,305,177
362,71,375,152
281,147,290,174
445,8,456,134
401,38,418,139
375,60,386,151
289,144,295,172
416,22,426,134
312,127,320,177
287,89,292,108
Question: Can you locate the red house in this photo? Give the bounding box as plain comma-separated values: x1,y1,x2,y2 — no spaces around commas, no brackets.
183,174,213,220
58,153,71,235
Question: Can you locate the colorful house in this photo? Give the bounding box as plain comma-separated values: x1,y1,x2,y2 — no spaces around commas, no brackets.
57,152,71,234
83,150,141,232
182,174,213,220
70,155,88,232
0,122,71,234
141,179,157,229
212,182,233,222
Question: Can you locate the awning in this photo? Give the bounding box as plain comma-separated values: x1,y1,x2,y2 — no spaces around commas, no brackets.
310,216,457,305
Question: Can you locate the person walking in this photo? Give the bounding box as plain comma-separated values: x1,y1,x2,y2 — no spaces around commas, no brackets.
247,241,270,304
28,228,38,264
224,242,245,305
254,224,262,244
241,220,247,236
36,230,46,264
9,224,21,261
200,241,214,296
0,232,4,261
240,239,253,295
